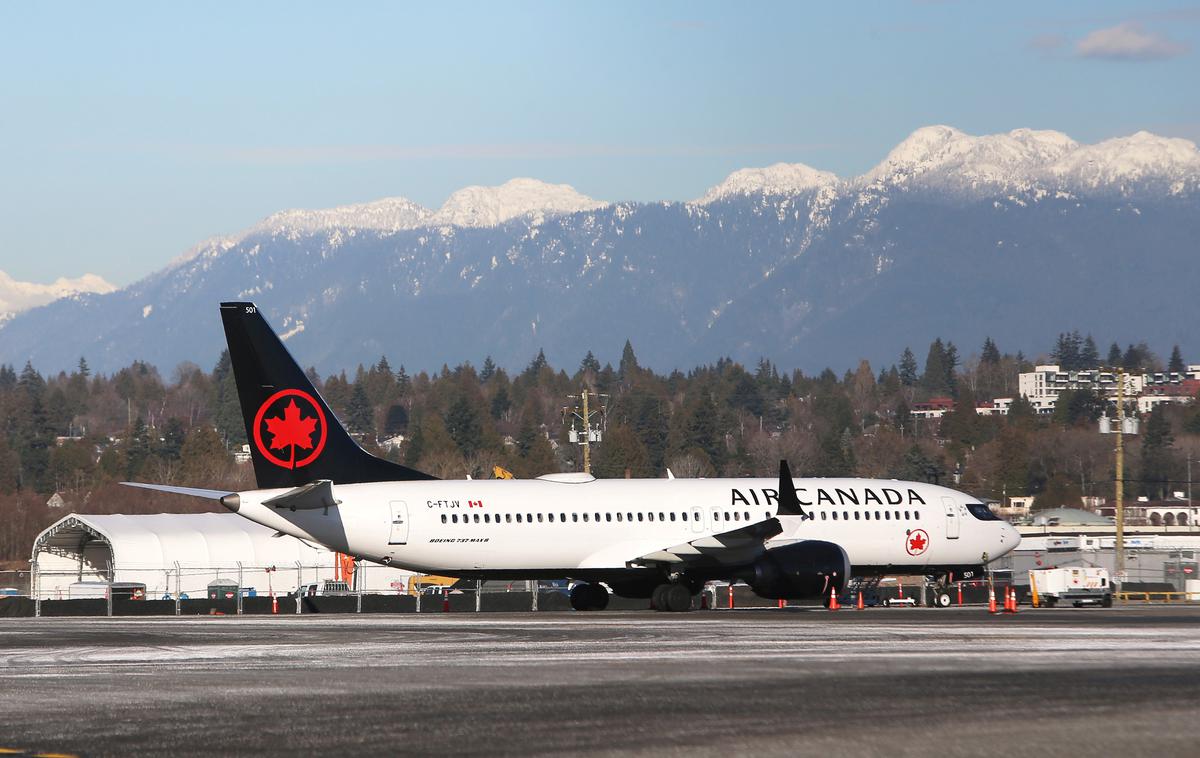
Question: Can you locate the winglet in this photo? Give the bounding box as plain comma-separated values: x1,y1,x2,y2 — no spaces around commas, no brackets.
776,460,809,519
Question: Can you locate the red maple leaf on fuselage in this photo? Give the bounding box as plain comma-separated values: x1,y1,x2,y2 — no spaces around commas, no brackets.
264,399,318,463
909,533,927,552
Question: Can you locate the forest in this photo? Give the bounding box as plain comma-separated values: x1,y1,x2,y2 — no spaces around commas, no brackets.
2,332,1198,564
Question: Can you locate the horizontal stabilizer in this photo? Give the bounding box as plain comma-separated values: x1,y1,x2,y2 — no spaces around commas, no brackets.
122,482,236,500
262,479,341,511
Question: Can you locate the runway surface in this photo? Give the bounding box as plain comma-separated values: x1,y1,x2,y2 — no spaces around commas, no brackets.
1,606,1198,757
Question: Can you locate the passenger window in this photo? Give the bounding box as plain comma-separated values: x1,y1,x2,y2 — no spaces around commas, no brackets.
648,513,655,522
515,514,522,523
440,514,446,524
854,512,860,521
605,513,612,522
561,513,566,522
734,512,740,521
572,513,578,523
821,512,827,521
915,510,920,519
537,514,543,523
628,512,634,521
745,512,750,521
843,511,848,520
724,511,731,521
884,512,890,521
875,511,881,520
505,514,512,523
451,514,458,524
659,512,665,521
548,513,555,523
595,513,601,522
904,511,910,520
670,513,676,522
583,513,589,522
474,514,480,523
832,512,838,520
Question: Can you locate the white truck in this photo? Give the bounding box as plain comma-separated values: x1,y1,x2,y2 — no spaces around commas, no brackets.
1029,567,1112,608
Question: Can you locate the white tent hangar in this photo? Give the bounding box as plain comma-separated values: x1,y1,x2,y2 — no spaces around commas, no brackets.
31,512,415,599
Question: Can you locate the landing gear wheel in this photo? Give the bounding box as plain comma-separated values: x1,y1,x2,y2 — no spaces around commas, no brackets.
935,592,952,608
587,584,609,611
571,583,610,611
651,584,669,611
663,583,692,612
570,583,592,611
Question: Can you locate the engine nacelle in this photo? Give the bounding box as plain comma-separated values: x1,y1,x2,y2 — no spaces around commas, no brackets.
745,540,851,600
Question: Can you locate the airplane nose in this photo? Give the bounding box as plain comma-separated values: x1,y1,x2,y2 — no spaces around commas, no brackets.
1002,523,1022,552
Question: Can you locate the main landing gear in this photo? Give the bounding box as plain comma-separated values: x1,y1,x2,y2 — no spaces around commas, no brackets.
569,582,610,611
651,582,694,612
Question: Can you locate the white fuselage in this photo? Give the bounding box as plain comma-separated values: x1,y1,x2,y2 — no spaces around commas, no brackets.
229,475,1020,578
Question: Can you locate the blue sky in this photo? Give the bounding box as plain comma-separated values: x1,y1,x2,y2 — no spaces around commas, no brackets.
1,1,1197,286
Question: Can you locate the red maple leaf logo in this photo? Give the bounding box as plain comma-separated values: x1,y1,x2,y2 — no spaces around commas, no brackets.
909,533,927,553
263,399,318,468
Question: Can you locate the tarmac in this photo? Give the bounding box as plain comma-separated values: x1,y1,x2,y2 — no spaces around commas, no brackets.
1,606,1198,757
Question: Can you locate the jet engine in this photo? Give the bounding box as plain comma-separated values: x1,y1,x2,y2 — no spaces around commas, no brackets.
743,540,851,600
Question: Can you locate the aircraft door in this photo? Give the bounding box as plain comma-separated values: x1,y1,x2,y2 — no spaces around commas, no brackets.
691,506,705,533
389,501,409,545
942,497,959,540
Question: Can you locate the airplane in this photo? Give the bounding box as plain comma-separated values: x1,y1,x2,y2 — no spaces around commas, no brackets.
124,302,1020,612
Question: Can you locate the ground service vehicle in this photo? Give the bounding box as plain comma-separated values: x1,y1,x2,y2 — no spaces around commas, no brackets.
1030,567,1112,607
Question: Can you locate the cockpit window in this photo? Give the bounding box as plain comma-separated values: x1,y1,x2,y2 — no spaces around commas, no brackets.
966,502,1001,521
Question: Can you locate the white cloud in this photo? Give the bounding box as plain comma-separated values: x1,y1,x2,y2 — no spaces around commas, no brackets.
1076,22,1189,60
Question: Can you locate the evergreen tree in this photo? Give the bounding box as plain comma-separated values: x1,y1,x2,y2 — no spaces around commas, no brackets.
1168,345,1185,373
211,350,246,447
921,339,956,395
383,404,409,436
443,394,482,457
125,417,153,478
1122,344,1141,370
160,417,186,461
345,382,375,436
618,340,639,381
1080,335,1100,368
1106,342,1122,366
898,348,918,386
77,356,90,377
579,351,601,375
489,385,511,420
480,356,496,383
981,337,1001,365
1139,405,1175,500
395,365,411,396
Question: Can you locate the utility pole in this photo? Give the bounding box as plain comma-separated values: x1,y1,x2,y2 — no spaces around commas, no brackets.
563,387,608,475
1115,368,1125,581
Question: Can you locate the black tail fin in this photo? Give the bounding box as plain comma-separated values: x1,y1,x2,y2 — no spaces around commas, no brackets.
219,302,437,488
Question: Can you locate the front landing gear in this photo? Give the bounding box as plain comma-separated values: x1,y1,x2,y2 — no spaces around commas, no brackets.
651,583,693,612
570,583,610,611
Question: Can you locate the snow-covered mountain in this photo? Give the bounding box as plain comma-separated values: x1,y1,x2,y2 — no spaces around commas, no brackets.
695,162,838,204
856,125,1200,197
0,271,116,323
429,178,606,227
2,126,1198,375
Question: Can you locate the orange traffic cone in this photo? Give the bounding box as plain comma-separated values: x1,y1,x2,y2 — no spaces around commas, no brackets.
778,598,785,609
828,586,840,611
857,591,865,610
271,593,278,615
957,584,963,606
987,586,998,614
1007,587,1019,614
442,595,450,613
